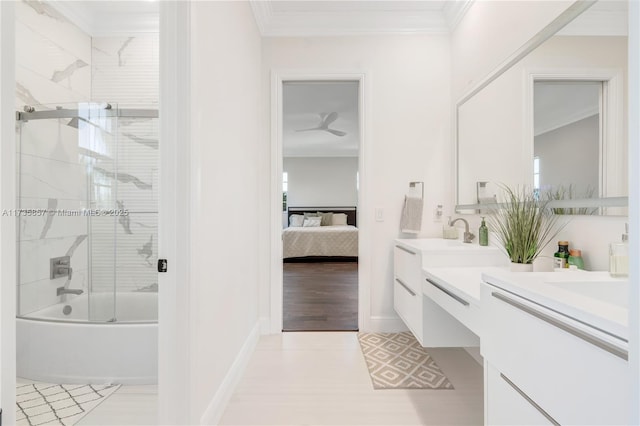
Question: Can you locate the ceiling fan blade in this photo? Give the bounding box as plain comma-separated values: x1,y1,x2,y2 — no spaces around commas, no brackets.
295,127,319,132
326,128,347,137
323,112,339,126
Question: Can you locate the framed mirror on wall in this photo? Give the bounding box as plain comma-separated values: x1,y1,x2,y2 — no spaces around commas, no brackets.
455,0,628,215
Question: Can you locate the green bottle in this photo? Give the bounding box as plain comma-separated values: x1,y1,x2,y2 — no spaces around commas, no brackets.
479,217,489,246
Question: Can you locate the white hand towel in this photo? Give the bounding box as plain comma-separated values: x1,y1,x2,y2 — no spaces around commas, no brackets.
400,195,423,234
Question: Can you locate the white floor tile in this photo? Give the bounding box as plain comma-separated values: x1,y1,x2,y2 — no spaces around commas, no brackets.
220,332,483,425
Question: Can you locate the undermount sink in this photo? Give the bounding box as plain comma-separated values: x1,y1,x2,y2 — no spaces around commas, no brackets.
547,280,628,308
395,238,509,268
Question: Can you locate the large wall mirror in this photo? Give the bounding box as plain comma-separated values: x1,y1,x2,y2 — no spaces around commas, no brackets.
456,0,628,215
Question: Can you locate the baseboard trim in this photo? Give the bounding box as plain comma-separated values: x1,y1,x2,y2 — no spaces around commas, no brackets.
259,316,271,335
200,321,260,425
365,316,408,333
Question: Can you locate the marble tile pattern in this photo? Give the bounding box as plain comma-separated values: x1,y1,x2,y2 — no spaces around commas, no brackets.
90,35,159,295
16,2,160,317
16,0,92,316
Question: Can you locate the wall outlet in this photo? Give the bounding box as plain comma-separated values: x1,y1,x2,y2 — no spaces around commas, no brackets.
434,204,443,222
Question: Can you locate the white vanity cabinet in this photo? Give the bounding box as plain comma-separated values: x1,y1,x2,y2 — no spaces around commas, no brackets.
482,282,629,425
393,239,507,347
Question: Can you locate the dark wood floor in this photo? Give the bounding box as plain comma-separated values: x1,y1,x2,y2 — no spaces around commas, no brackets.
283,262,358,332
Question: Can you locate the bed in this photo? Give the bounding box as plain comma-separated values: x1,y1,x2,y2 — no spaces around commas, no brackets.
283,207,358,262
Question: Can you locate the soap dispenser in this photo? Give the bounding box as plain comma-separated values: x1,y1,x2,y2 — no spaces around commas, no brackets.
479,217,488,246
609,223,629,277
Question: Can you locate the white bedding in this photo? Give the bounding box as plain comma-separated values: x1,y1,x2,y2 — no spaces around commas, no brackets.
283,225,358,259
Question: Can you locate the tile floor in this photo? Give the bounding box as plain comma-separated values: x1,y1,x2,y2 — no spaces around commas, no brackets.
220,332,484,425
76,385,158,425
36,332,483,425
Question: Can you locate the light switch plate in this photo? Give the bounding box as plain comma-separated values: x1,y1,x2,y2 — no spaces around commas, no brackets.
375,208,384,222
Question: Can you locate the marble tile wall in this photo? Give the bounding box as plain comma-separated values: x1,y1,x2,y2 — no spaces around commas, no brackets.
16,1,159,316
90,35,159,294
16,0,92,316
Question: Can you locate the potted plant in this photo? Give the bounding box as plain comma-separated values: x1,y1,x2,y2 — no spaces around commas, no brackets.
487,185,564,271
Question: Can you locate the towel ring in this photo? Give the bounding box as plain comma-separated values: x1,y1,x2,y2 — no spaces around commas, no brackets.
409,181,424,200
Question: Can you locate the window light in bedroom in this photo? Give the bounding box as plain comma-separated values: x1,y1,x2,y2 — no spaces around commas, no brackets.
283,172,288,211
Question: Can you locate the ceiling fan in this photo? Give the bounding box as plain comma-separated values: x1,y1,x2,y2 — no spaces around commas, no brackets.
295,112,347,137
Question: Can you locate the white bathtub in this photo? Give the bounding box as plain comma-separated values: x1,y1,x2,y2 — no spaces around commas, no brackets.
17,293,158,385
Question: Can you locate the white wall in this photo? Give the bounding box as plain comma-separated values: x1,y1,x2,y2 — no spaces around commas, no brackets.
261,35,451,330
451,0,572,99
189,1,261,422
534,114,599,195
628,2,640,422
284,156,358,208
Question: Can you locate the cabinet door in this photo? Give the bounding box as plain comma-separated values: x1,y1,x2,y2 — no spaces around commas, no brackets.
486,363,556,425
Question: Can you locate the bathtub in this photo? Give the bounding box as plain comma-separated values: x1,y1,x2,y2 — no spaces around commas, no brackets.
17,292,157,385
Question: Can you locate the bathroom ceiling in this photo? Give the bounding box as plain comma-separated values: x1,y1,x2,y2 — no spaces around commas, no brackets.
283,82,360,157
250,0,473,36
50,0,469,37
50,1,159,36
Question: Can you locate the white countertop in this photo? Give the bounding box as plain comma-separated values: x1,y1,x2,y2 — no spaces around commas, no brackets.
481,269,628,342
423,266,508,305
395,238,502,253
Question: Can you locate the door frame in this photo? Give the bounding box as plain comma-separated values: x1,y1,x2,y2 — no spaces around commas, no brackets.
523,68,625,204
0,2,17,422
0,2,191,424
269,70,372,333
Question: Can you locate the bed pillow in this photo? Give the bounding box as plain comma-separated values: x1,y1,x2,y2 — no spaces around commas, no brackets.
332,213,348,226
303,212,319,220
289,214,304,227
302,217,322,227
316,211,334,226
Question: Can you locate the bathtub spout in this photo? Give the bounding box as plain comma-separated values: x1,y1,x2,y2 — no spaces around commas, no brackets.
57,287,83,296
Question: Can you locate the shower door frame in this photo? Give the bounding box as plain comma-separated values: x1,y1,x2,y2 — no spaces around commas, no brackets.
0,1,192,424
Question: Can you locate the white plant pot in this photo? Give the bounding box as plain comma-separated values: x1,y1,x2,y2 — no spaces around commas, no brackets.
510,262,534,272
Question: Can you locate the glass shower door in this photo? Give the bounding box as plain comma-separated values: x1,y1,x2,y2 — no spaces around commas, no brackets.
16,102,117,322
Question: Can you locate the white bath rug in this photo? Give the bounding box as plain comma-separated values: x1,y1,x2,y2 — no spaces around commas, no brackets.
16,381,120,426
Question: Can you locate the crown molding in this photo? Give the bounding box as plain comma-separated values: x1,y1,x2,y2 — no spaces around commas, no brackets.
443,0,474,31
249,0,466,37
49,2,159,37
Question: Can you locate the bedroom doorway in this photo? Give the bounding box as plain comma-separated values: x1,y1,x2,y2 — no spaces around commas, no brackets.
281,80,360,331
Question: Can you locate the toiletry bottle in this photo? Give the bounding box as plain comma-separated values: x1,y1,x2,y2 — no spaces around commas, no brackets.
479,217,488,246
567,249,585,270
554,241,570,269
609,224,629,277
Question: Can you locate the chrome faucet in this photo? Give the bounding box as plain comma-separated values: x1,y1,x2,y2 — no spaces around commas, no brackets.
57,287,83,296
449,217,475,243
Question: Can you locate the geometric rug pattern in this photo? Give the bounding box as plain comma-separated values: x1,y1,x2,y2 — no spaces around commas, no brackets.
16,382,120,426
358,332,454,390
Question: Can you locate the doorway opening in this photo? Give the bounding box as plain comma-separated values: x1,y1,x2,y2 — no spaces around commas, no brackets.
281,80,360,331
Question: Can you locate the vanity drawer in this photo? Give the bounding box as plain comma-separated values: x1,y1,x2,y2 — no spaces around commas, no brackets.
482,284,629,425
394,244,421,292
393,278,422,344
422,274,481,337
486,363,555,425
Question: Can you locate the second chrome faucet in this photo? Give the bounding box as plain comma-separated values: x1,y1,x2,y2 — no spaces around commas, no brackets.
449,217,475,243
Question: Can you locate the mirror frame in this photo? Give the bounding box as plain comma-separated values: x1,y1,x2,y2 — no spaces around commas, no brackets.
453,0,629,213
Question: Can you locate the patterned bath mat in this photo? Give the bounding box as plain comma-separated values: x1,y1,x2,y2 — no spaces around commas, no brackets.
358,332,454,390
16,381,120,426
